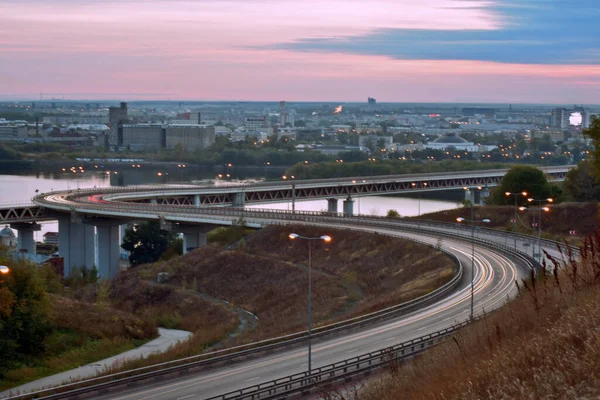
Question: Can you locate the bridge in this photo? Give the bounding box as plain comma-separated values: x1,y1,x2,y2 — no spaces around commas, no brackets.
0,166,574,400
0,166,569,278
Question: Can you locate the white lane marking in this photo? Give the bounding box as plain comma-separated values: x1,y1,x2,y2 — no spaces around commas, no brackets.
176,395,195,400
244,377,260,382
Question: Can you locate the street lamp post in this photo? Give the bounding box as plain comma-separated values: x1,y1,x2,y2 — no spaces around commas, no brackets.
456,217,491,320
524,198,553,264
0,265,10,284
505,191,528,249
288,233,332,375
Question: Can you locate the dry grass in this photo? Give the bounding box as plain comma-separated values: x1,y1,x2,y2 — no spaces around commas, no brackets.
142,225,456,343
356,231,600,400
416,202,599,244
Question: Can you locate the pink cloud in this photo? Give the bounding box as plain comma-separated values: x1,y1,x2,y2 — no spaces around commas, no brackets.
1,0,598,102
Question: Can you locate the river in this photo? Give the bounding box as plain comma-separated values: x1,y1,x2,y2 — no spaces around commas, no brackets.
0,166,460,241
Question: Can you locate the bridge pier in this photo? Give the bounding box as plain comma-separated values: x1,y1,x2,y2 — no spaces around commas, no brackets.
343,197,355,217
232,192,245,208
96,222,121,279
193,195,201,207
173,224,213,254
58,218,96,277
11,223,41,255
480,188,490,205
327,198,338,213
464,189,475,204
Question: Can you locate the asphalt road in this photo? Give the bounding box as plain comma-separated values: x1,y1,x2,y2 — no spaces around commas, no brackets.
86,228,524,400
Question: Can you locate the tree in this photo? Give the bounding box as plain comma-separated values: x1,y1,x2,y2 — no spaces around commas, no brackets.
489,165,559,205
121,221,179,266
0,254,52,376
584,116,600,181
386,209,400,218
563,160,600,202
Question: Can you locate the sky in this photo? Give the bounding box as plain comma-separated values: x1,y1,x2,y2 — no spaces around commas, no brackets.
1,0,599,103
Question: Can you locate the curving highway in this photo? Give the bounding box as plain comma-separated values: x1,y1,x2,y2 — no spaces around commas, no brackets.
25,187,539,399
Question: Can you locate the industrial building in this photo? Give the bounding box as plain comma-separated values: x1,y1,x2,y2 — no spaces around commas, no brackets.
120,124,215,152
0,125,28,139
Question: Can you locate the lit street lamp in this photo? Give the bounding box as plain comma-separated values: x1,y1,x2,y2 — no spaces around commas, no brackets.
0,265,9,284
456,217,491,320
505,191,528,249
288,233,332,374
522,199,552,264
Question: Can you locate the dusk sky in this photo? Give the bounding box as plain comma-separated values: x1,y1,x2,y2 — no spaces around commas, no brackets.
1,0,599,103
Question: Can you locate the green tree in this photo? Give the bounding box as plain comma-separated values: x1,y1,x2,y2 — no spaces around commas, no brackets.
0,254,52,376
563,160,600,201
121,221,179,266
489,165,558,205
386,209,400,218
584,116,600,181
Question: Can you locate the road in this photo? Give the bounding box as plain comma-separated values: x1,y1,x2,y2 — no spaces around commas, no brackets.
85,227,523,400
22,189,551,400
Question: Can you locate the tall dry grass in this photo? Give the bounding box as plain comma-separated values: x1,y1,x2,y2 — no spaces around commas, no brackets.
355,231,600,400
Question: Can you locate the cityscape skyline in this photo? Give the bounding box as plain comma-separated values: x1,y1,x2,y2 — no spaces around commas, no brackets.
1,0,599,103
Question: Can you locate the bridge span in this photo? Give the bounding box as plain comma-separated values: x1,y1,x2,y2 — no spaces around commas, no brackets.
0,166,570,278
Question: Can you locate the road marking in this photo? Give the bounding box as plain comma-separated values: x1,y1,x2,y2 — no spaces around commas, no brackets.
244,377,260,382
177,395,196,400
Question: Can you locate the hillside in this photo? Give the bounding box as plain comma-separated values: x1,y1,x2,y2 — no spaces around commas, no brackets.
140,225,457,343
415,202,599,243
355,229,600,400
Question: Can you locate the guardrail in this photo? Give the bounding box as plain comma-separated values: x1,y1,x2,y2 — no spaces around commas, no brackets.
5,193,550,400
5,215,539,400
3,227,464,400
205,320,473,400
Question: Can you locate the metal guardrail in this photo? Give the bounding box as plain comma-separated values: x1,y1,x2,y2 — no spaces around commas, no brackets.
5,216,539,400
2,190,554,399
205,320,473,400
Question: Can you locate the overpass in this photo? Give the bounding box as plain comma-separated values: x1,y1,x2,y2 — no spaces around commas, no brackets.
0,166,570,277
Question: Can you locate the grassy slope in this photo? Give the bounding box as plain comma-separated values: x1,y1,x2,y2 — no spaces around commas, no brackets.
0,296,156,391
358,231,600,400
141,225,457,343
415,202,599,243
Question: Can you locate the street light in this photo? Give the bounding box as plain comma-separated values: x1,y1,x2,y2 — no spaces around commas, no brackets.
505,191,528,249
456,217,491,320
521,200,552,264
288,233,332,375
0,266,9,275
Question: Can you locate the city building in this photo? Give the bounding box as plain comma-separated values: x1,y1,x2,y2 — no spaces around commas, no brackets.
425,133,497,152
279,101,295,126
121,124,215,151
368,97,376,106
551,108,567,130
0,125,28,139
121,124,164,151
108,102,128,146
165,125,215,150
245,116,270,131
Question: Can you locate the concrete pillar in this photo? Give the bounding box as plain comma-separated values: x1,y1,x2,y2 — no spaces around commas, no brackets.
327,198,338,213
464,190,475,204
58,218,96,277
97,225,120,279
232,192,245,208
174,224,213,254
11,223,41,255
480,188,490,205
343,197,355,217
193,195,201,207
150,198,157,204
